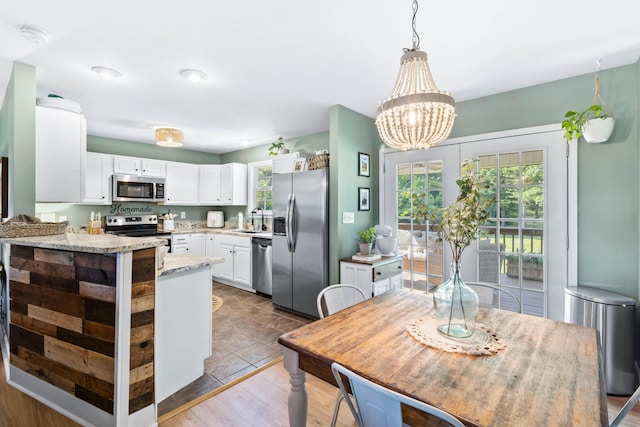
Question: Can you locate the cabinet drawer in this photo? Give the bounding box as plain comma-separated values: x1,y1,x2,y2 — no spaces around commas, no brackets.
216,234,250,248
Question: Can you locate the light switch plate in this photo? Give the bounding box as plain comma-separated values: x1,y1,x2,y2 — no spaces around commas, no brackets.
180,211,186,219
342,212,354,224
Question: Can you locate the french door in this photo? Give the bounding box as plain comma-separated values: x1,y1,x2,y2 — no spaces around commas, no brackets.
381,127,567,319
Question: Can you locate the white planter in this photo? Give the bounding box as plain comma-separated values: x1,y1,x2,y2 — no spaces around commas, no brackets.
583,117,615,143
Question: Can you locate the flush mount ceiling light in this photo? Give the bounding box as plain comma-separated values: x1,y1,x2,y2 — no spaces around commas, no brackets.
375,0,456,151
180,69,207,82
20,25,50,44
91,66,122,80
155,127,184,148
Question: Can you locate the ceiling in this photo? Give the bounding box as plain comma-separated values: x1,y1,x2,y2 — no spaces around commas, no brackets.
1,1,639,154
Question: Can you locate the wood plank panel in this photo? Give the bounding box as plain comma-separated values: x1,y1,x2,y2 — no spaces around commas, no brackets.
83,319,115,343
56,328,114,358
130,295,154,314
130,340,153,370
9,267,30,284
130,324,153,345
131,280,154,298
131,309,154,328
79,281,116,302
9,247,119,415
34,248,74,265
44,334,114,384
129,362,154,385
28,304,83,333
11,311,57,337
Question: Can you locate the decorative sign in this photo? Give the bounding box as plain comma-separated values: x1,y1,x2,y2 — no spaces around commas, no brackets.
109,204,154,215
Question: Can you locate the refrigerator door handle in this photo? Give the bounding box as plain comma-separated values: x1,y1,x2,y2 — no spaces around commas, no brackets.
289,194,296,251
286,194,293,251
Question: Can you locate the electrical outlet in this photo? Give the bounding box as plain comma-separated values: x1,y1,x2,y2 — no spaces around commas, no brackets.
59,215,68,221
342,212,354,224
180,211,186,219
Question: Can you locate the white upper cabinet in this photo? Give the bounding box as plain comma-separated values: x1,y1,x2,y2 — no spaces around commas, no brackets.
113,155,166,177
165,161,199,205
199,165,222,204
83,152,113,204
220,163,247,205
199,163,247,205
272,152,299,174
36,106,87,202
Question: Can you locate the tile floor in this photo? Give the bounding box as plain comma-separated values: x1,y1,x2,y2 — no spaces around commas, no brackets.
157,282,312,416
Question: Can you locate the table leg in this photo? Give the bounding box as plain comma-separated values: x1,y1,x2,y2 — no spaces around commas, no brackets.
283,347,307,427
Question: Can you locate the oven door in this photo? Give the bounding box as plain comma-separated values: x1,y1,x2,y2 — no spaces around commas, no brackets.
112,174,164,202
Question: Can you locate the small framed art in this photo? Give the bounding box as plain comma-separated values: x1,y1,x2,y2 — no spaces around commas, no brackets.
358,187,370,211
293,158,307,172
358,152,370,177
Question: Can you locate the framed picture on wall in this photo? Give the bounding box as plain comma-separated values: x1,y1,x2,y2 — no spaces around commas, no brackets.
358,187,370,211
358,152,370,177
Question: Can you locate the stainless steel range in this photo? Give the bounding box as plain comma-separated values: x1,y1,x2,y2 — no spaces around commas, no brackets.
105,214,172,245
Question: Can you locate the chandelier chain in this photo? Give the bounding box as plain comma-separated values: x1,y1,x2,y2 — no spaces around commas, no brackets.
411,0,420,51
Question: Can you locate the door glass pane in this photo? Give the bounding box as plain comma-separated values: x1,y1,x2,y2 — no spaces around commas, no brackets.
395,161,444,292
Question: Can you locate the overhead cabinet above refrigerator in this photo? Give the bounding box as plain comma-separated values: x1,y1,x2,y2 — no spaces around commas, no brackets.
272,169,329,318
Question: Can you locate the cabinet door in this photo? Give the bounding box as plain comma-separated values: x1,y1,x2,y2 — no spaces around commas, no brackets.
83,153,113,204
113,156,141,175
198,165,222,204
233,245,252,286
205,234,215,257
141,159,166,178
372,278,390,296
165,162,199,205
219,164,234,204
389,273,403,291
214,242,234,281
35,106,86,202
272,152,299,174
339,262,373,298
190,233,206,256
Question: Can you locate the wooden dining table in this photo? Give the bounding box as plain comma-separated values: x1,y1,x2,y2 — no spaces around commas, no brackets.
278,289,607,427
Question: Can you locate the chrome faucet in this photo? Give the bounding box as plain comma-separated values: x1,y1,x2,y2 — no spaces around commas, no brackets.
251,208,267,231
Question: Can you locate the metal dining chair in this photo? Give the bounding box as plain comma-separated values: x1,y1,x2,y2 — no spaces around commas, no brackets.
610,385,640,426
331,362,465,427
317,284,367,426
467,281,521,313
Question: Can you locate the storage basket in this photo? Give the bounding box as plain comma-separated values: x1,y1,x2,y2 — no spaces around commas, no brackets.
0,215,68,238
308,153,329,170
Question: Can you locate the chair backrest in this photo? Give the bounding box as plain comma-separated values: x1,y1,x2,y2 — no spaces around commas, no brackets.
610,384,640,426
331,362,464,427
317,284,367,318
467,281,521,313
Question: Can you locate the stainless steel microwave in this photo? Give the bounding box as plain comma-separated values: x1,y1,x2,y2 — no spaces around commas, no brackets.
112,174,165,202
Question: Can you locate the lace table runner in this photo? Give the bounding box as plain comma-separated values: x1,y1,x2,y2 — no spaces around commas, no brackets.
407,316,505,356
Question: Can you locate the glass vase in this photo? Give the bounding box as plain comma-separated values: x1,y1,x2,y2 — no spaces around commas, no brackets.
433,263,479,338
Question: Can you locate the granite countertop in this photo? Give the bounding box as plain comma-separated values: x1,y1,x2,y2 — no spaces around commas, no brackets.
0,232,168,253
157,253,223,277
165,227,272,239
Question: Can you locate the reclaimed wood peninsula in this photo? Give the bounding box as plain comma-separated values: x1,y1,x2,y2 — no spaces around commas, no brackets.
0,233,221,427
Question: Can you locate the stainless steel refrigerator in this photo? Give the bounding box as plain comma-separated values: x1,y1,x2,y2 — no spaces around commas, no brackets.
272,168,328,318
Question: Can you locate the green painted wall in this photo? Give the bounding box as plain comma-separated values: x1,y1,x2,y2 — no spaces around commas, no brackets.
0,63,36,217
88,135,221,164
452,61,639,300
328,105,381,284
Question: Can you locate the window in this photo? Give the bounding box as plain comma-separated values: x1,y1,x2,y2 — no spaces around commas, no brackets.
247,160,273,214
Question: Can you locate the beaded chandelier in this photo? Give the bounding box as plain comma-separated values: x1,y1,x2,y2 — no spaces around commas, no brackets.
376,0,456,151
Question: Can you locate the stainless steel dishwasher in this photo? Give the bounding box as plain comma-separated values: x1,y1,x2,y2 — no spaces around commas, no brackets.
252,237,272,295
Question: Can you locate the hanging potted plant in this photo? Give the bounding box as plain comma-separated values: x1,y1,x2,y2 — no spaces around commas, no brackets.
268,137,289,156
561,74,614,143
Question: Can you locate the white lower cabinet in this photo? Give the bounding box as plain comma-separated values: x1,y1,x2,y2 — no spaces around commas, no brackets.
171,234,191,254
190,233,206,256
213,235,251,288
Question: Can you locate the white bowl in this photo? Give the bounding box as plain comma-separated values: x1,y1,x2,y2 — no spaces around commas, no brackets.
376,236,398,254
